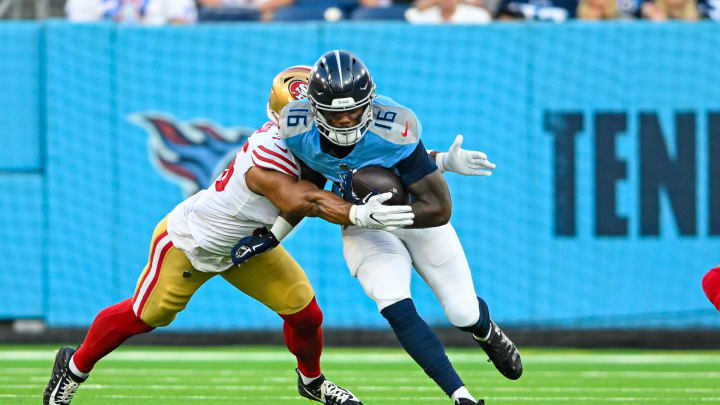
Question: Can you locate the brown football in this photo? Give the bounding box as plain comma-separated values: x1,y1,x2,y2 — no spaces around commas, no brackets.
351,166,410,205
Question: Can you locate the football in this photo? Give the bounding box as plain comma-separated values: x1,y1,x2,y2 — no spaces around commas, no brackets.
351,166,410,205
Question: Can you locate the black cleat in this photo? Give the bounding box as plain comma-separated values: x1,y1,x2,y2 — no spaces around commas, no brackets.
43,346,86,405
296,368,363,405
474,320,523,380
455,398,485,405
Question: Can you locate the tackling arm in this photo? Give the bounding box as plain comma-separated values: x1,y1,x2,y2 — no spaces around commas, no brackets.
245,166,351,225
233,167,413,265
276,158,330,234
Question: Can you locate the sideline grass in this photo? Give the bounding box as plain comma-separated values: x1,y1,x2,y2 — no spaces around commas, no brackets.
1,345,719,404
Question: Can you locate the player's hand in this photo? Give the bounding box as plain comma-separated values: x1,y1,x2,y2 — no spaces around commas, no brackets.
437,134,495,176
349,192,414,231
231,228,279,265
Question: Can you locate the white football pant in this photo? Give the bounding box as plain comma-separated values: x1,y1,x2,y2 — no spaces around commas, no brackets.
341,223,480,328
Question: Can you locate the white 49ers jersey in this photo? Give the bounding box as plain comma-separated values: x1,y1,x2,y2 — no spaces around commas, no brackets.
167,121,300,272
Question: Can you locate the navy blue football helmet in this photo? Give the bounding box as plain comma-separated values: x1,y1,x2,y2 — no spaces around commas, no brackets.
308,50,376,146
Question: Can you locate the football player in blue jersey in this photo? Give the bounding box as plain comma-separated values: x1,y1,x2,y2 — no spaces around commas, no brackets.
233,50,521,405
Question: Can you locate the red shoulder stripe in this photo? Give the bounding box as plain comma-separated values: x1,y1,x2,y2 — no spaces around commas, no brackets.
252,151,299,178
257,145,297,170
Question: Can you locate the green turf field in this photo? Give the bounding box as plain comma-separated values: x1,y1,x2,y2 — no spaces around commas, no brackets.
2,345,719,404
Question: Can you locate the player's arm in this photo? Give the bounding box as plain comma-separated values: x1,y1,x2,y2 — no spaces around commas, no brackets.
275,160,329,232
406,171,452,228
245,166,351,225
396,140,452,228
246,167,412,227
233,166,413,265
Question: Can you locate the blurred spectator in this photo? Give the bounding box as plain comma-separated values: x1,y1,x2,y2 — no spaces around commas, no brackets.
360,0,393,5
495,0,577,21
413,0,491,11
65,0,197,24
578,0,640,19
577,0,619,18
641,0,699,20
359,0,415,5
406,0,492,22
197,0,295,21
698,0,720,18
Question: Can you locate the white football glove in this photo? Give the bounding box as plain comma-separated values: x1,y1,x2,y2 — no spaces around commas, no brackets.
436,134,495,176
349,192,414,231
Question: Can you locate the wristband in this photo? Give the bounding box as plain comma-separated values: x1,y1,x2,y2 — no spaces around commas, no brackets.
270,217,294,242
435,152,447,172
348,205,358,225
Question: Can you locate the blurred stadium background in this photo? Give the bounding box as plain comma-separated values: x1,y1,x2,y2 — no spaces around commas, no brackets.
1,0,720,404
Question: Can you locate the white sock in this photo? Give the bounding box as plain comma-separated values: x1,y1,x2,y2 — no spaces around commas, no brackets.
451,386,474,403
298,369,321,385
68,356,89,380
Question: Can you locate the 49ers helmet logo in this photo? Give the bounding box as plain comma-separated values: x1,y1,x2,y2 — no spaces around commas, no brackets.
289,80,308,100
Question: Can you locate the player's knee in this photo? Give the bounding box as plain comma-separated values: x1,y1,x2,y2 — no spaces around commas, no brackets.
374,289,411,313
368,276,411,312
140,309,177,328
443,295,481,327
282,296,323,330
380,298,420,326
141,294,191,327
282,282,315,314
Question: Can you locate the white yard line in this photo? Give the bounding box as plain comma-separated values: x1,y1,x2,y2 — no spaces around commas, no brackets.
2,349,720,364
6,384,720,394
4,367,720,379
1,393,720,402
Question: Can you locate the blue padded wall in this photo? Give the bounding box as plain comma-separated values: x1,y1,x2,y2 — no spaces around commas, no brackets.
0,23,41,170
0,176,44,318
1,21,719,329
44,23,116,325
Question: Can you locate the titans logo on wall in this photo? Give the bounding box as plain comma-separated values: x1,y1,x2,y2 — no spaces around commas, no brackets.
129,113,254,196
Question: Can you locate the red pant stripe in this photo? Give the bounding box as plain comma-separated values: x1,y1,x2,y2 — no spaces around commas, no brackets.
132,233,173,317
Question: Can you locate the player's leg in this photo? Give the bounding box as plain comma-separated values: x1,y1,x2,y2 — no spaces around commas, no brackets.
702,266,720,311
44,216,213,405
403,223,522,381
221,245,361,405
342,226,472,403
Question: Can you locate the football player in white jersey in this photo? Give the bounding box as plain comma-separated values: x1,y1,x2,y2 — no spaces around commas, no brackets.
43,65,414,405
234,51,521,405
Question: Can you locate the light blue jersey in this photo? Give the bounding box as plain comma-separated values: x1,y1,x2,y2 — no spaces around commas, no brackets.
279,95,425,189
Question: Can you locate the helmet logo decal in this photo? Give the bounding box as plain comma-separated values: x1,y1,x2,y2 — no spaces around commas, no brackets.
332,97,355,107
289,80,308,100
